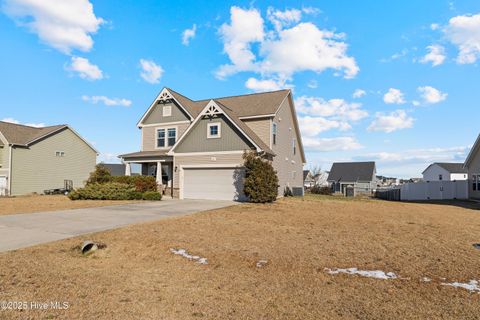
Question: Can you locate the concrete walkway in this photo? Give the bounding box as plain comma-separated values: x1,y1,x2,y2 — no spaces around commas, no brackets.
0,199,236,253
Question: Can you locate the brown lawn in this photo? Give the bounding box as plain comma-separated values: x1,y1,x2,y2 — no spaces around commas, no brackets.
0,195,143,216
0,195,480,319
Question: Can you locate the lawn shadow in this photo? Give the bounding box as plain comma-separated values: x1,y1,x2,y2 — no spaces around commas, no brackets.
399,199,480,211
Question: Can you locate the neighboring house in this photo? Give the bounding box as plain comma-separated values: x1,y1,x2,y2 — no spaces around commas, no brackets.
464,134,480,199
119,87,306,201
327,161,377,196
422,163,468,182
101,163,126,176
0,121,97,196
376,175,400,187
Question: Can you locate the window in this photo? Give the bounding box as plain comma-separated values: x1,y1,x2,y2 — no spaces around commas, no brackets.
439,174,443,181
167,128,176,146
207,122,221,139
292,139,296,155
163,105,172,117
473,175,477,191
55,151,65,157
157,129,165,148
272,123,277,145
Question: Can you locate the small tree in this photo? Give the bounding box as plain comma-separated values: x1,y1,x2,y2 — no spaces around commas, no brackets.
86,164,112,185
243,151,279,203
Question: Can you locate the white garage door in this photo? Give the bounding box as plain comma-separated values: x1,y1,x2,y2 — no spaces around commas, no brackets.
183,167,245,201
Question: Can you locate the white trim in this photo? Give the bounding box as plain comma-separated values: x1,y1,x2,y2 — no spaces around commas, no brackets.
238,114,275,120
162,104,172,117
8,145,12,195
464,134,480,168
140,120,190,128
124,159,167,163
155,126,178,149
173,150,245,157
137,88,194,127
168,100,262,155
207,122,221,139
179,164,244,199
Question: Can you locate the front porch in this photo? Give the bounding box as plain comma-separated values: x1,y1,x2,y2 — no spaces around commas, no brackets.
119,151,175,198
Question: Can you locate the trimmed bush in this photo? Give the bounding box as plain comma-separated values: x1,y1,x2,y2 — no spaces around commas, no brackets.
87,164,112,185
243,151,279,203
112,175,158,193
142,191,162,201
310,185,333,195
68,182,141,200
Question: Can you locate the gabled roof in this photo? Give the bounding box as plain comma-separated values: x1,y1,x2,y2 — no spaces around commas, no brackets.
423,162,468,174
168,88,290,118
464,134,480,168
0,121,67,146
0,121,98,153
327,161,376,182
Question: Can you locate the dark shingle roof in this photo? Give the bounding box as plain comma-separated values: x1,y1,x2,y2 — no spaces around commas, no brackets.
0,121,67,146
327,162,376,182
101,163,126,176
433,162,467,173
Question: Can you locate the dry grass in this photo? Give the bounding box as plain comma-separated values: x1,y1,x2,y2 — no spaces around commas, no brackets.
0,195,143,216
1,196,480,319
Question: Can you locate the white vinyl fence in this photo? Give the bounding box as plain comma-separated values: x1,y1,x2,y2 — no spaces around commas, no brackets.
400,180,468,201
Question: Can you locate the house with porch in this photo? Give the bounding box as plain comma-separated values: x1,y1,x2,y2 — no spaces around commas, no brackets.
119,87,306,200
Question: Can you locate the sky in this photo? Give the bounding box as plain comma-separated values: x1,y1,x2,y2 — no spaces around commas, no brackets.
0,0,479,178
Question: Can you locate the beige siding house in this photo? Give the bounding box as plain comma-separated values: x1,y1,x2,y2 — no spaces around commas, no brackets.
0,121,97,196
120,87,306,201
464,134,480,199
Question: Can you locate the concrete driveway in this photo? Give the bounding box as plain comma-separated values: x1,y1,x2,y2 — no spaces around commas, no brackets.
0,199,236,253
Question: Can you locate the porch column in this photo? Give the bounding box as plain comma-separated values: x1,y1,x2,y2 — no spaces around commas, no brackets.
156,161,163,184
125,163,131,176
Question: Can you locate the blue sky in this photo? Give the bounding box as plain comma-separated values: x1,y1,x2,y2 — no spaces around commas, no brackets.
0,0,479,178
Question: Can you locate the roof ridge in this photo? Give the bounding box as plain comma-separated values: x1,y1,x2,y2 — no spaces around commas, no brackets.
174,88,290,103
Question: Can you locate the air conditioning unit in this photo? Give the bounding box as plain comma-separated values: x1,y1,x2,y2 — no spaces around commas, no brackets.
292,187,304,197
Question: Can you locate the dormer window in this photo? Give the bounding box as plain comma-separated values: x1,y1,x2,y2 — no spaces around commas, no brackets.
207,122,221,139
163,105,172,117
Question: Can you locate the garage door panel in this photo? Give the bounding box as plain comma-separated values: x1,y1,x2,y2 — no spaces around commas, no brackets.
183,167,246,201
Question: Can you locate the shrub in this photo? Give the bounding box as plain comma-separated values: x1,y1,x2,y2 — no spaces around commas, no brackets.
243,151,279,203
68,182,140,200
142,191,162,201
310,185,333,195
111,176,158,192
87,164,112,185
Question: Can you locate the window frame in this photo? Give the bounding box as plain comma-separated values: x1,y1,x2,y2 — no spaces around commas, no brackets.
167,127,177,146
55,151,65,157
272,122,277,145
207,122,221,139
163,105,172,117
156,126,177,149
473,174,477,191
292,138,296,155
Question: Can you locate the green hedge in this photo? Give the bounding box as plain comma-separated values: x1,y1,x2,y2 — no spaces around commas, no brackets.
142,191,162,201
243,151,279,203
68,182,162,201
111,175,157,192
310,185,333,195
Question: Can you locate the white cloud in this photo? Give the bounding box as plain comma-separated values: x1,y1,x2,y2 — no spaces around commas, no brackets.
445,13,480,64
383,88,405,104
298,116,351,137
307,80,317,89
3,0,103,54
245,77,285,92
139,59,163,84
352,89,366,98
295,96,368,122
98,152,119,163
1,117,45,127
420,45,446,66
82,95,132,107
182,24,197,46
267,7,302,31
217,7,358,81
303,136,362,152
381,48,408,63
67,56,103,80
430,23,440,30
417,86,447,104
367,109,414,133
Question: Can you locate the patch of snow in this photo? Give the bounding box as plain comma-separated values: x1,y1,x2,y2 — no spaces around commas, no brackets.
422,277,432,282
170,248,208,265
325,268,398,280
256,260,268,268
441,280,480,293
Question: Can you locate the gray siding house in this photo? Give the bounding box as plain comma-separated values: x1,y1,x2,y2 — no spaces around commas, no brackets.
327,161,377,196
464,134,480,199
119,87,306,201
0,121,97,196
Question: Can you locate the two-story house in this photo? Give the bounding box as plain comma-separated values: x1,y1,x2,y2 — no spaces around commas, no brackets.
119,87,306,201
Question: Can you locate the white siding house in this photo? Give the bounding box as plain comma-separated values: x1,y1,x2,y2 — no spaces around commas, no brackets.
422,163,468,182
